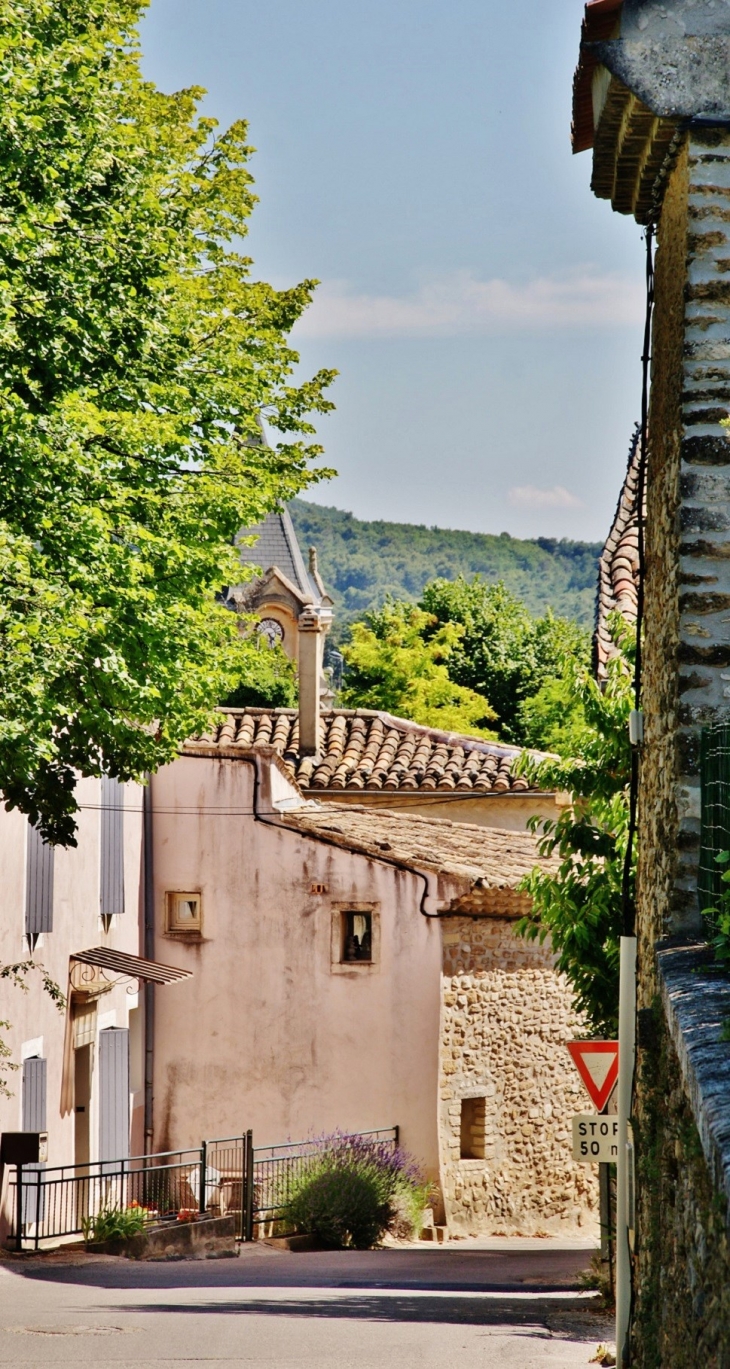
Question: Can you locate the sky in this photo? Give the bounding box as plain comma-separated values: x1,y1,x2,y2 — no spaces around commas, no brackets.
140,0,645,543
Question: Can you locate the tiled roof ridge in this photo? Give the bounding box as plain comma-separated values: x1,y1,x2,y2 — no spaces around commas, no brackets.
190,706,551,797
213,705,539,762
593,424,642,682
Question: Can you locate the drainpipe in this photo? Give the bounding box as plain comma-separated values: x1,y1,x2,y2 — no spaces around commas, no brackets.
616,934,637,1367
143,773,155,1155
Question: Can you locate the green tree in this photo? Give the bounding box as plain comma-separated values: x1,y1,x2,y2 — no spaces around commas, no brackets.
340,602,497,736
0,1,335,843
419,577,589,744
514,621,634,1037
1,960,65,1097
223,633,297,710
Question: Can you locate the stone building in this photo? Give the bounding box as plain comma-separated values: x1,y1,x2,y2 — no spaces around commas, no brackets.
574,1,730,1361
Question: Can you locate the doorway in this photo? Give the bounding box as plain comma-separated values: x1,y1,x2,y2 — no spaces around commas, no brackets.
74,1044,92,1167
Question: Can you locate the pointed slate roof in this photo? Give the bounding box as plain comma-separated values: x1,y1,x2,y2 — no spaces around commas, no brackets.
236,506,323,605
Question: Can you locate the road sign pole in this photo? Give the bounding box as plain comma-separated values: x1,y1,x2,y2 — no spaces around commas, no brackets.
616,935,637,1368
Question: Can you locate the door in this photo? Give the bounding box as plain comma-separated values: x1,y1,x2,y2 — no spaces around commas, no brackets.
74,1045,92,1167
99,1028,130,1165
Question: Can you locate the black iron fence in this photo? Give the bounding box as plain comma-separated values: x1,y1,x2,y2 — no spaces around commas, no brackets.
250,1128,399,1237
5,1126,398,1250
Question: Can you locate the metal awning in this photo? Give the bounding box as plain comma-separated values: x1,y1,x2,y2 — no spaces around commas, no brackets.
70,947,192,985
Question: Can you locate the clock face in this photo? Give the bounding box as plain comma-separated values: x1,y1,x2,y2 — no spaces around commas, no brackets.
257,617,285,648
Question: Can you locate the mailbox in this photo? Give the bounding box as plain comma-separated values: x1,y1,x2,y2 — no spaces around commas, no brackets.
0,1132,47,1166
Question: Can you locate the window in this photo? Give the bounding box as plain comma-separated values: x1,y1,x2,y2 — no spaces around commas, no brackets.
25,822,54,950
330,904,380,972
342,910,372,962
165,891,202,936
460,1097,486,1160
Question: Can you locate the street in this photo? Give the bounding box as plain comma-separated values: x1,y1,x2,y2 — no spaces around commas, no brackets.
0,1237,613,1368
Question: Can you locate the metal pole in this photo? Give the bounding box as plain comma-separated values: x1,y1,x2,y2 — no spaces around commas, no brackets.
15,1164,23,1253
199,1142,207,1217
143,774,155,1157
35,1168,41,1252
599,1162,613,1298
616,935,637,1367
244,1130,254,1242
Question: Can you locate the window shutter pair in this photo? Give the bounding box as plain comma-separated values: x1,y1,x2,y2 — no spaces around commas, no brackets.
100,775,125,918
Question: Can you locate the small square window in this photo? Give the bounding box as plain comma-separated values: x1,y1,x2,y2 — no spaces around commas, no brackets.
166,891,202,936
460,1097,486,1160
342,910,372,962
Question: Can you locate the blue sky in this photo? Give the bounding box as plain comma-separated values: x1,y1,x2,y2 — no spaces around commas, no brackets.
141,0,644,542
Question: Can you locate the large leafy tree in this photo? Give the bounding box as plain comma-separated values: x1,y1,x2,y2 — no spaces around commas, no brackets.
514,620,634,1037
340,603,497,736
419,577,589,745
0,1,335,842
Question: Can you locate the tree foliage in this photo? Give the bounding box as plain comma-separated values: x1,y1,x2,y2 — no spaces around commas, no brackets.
223,632,297,710
1,959,65,1096
0,1,335,842
420,578,590,745
514,620,635,1037
340,602,497,736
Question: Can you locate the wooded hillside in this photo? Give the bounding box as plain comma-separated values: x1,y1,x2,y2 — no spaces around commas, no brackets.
290,500,601,635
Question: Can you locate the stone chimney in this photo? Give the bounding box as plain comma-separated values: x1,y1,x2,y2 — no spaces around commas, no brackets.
297,606,323,756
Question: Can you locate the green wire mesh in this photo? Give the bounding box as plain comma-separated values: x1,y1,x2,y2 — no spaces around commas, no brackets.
698,723,730,917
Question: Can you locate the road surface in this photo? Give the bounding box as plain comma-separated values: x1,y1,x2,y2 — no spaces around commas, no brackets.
0,1236,614,1368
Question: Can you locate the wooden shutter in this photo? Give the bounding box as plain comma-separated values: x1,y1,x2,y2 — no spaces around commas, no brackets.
22,1056,47,1132
25,824,54,935
99,1028,130,1163
100,776,125,917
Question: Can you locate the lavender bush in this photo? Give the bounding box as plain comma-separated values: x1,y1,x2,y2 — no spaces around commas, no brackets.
285,1133,429,1249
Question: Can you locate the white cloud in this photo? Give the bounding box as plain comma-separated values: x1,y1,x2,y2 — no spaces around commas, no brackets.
508,484,584,510
293,268,644,339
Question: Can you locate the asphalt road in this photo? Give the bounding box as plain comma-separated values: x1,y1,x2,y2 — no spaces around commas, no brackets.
0,1237,614,1369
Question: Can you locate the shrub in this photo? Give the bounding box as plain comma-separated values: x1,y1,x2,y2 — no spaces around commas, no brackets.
82,1204,147,1244
285,1133,428,1249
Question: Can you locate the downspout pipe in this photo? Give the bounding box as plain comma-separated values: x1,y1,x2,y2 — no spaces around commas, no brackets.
143,772,155,1155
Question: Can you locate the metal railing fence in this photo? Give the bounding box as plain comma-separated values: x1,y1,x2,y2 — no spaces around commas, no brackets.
5,1126,398,1250
250,1127,399,1237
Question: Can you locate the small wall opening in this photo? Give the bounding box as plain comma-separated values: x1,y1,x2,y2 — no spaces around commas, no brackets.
342,910,372,962
460,1096,486,1160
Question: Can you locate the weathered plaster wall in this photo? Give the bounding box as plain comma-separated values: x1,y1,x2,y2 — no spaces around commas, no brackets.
150,754,444,1186
311,789,564,833
439,917,597,1236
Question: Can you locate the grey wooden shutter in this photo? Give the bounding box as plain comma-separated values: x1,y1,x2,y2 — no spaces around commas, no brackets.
100,776,125,917
99,1028,130,1163
25,824,54,935
22,1056,47,1132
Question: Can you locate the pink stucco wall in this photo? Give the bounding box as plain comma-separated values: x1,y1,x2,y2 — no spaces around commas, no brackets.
150,754,444,1184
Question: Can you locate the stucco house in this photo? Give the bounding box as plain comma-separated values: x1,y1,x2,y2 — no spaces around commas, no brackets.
148,734,595,1236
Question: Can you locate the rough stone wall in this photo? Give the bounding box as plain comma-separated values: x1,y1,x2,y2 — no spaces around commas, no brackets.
439,917,598,1236
635,127,730,1362
638,141,687,988
633,1008,730,1369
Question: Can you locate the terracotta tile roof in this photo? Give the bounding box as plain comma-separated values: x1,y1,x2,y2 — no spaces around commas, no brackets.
572,0,624,154
281,804,555,916
191,708,547,796
593,427,641,682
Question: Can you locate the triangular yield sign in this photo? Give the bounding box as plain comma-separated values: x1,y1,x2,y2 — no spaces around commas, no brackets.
567,1041,619,1112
